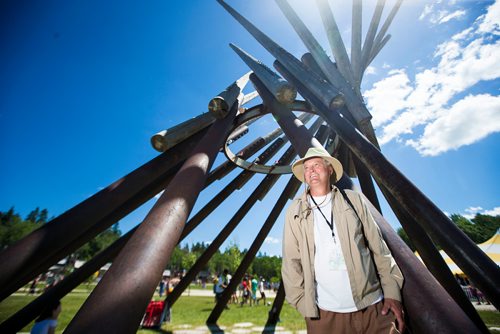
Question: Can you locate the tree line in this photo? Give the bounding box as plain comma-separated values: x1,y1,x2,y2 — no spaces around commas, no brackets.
0,207,282,282
3,207,497,281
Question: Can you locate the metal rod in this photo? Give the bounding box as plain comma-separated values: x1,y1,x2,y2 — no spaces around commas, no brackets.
64,104,239,334
208,72,251,119
351,0,363,89
300,52,380,148
378,184,489,333
276,58,500,317
270,0,373,127
229,44,297,105
366,34,391,71
314,0,356,87
359,0,386,81
0,227,136,333
264,280,286,328
151,113,215,152
0,127,209,302
370,0,403,63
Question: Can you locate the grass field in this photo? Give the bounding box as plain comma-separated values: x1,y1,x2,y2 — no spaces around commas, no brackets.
1,287,499,333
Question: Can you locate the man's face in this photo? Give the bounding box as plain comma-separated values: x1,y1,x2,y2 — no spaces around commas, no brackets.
303,157,332,188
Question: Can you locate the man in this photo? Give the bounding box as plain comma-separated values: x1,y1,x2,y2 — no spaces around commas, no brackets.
282,147,405,333
215,269,229,305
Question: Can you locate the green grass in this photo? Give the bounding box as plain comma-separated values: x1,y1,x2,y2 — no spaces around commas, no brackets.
2,291,499,333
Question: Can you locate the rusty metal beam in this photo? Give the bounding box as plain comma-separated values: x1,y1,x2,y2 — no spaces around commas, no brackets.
0,227,136,333
264,280,286,329
64,104,238,334
275,59,492,331
229,44,297,104
0,127,209,302
351,0,363,89
359,0,385,81
314,0,356,87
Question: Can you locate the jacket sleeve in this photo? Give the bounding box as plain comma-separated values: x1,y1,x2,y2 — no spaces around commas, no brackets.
281,203,307,315
349,191,404,302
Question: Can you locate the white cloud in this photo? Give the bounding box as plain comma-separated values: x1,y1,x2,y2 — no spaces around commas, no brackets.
406,94,500,156
438,10,466,24
419,4,434,21
154,190,164,199
477,1,500,35
483,207,500,216
461,206,500,219
264,236,281,244
364,69,412,127
365,1,500,154
365,66,377,76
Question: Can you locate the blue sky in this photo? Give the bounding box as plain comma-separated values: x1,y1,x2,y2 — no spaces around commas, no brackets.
1,0,499,257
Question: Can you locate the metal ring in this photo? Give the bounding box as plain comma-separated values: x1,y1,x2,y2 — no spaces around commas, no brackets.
223,100,317,174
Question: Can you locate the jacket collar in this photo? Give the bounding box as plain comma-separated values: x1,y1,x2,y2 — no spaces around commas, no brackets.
293,185,340,218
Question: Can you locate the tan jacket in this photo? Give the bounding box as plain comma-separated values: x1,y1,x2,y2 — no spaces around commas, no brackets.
282,187,403,318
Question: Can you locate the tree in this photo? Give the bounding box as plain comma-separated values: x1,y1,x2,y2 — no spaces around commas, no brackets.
397,213,500,251
74,227,121,260
1,208,41,249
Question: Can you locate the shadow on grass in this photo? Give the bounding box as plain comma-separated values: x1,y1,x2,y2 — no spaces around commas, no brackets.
207,323,225,333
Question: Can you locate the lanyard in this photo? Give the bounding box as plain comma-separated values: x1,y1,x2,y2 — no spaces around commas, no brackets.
310,195,335,239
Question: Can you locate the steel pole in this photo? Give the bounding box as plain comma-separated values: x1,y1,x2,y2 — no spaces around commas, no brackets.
64,104,238,334
0,227,135,333
264,280,286,328
0,128,208,302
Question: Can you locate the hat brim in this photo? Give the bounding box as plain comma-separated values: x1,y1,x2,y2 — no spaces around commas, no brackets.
291,155,343,183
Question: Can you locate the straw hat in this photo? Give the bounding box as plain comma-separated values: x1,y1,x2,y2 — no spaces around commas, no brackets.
291,147,343,183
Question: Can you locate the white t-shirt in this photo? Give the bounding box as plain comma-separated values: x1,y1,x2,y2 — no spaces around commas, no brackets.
310,193,358,313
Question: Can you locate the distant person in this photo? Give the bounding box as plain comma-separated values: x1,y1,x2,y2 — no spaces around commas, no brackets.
251,275,258,306
215,269,229,306
159,278,166,297
240,275,251,306
31,300,61,334
257,277,266,305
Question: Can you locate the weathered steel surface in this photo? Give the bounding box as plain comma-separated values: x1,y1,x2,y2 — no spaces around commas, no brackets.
264,281,286,328
64,104,238,334
217,0,344,111
359,0,385,82
0,227,135,333
208,72,251,119
314,0,356,87
276,60,493,331
271,0,370,125
368,0,403,71
351,0,363,90
0,127,209,302
378,184,489,333
151,112,215,152
230,44,297,105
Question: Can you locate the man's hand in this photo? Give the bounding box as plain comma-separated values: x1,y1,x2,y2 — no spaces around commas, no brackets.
382,298,405,333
